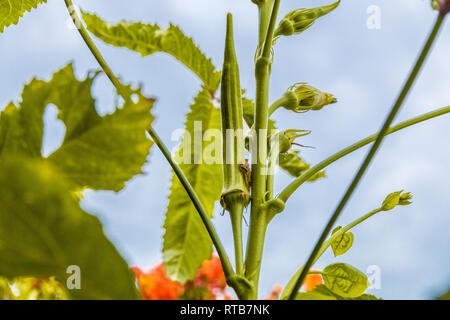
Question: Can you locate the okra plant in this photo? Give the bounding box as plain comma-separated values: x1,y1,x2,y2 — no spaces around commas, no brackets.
0,0,449,300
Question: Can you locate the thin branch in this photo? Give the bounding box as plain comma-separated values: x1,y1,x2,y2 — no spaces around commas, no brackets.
63,0,236,286
278,105,450,202
287,13,446,300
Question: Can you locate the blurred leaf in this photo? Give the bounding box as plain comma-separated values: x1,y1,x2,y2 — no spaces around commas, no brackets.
322,263,369,298
0,64,154,191
0,276,68,300
0,158,139,300
0,0,47,33
82,11,221,92
330,226,354,257
163,87,222,283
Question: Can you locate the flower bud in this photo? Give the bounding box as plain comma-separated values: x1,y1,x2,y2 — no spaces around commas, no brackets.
284,83,336,113
432,0,450,14
381,190,413,211
273,129,311,154
398,192,413,206
274,1,341,38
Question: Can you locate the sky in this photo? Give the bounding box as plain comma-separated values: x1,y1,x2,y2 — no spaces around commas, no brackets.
1,0,449,299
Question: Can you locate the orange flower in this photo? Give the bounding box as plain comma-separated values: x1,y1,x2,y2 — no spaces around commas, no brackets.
132,254,232,300
303,272,323,292
196,254,227,291
266,283,283,300
131,264,183,300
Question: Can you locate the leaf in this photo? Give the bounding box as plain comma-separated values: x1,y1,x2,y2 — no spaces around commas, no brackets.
0,64,154,191
162,87,223,283
82,11,221,92
278,150,325,182
295,291,336,300
0,158,139,300
330,226,354,257
322,263,369,298
0,0,47,33
302,285,381,300
278,150,310,177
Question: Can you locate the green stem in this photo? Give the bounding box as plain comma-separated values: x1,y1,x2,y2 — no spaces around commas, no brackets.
230,203,245,276
257,0,276,49
269,96,287,115
281,207,383,299
147,129,235,281
64,0,122,92
266,138,279,200
314,208,382,262
245,0,280,299
278,105,450,202
287,13,446,300
63,0,239,296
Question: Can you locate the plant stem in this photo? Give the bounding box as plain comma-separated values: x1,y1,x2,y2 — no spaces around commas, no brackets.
269,96,287,115
245,0,280,299
257,0,276,49
287,13,446,300
278,105,450,202
64,0,122,92
314,208,382,262
266,138,279,200
63,0,238,294
229,203,245,276
147,129,234,276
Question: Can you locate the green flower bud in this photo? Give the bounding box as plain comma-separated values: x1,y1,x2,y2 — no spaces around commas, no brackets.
284,83,336,113
273,129,311,154
274,1,340,38
399,192,413,206
381,190,413,211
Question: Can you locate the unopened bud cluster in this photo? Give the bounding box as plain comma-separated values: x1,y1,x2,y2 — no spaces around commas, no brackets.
284,83,337,113
381,191,413,211
274,1,340,38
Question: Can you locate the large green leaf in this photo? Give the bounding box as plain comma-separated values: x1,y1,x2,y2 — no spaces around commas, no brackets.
0,0,47,33
297,285,381,300
82,11,221,92
322,263,369,298
0,158,139,299
162,87,222,283
0,64,154,191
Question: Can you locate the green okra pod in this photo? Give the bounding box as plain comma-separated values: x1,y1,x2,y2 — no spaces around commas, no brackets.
220,13,250,210
220,13,250,276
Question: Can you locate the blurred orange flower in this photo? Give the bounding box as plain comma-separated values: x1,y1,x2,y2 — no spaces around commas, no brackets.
303,272,323,292
132,254,232,300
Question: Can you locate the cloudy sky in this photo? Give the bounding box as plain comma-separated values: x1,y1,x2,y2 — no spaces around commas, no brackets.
1,0,449,299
